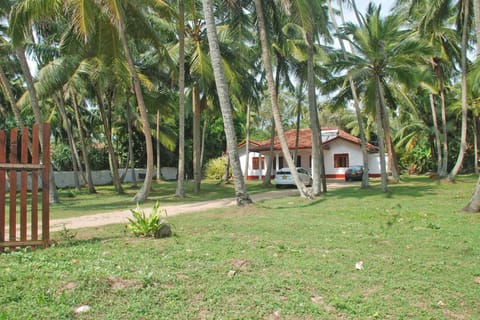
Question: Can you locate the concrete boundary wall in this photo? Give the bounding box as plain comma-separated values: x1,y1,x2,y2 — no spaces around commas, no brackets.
5,167,178,190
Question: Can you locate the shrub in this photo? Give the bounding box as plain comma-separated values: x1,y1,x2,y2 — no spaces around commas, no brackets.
204,156,230,180
126,202,173,238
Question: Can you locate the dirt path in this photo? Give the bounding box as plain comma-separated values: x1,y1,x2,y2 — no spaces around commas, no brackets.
50,189,301,232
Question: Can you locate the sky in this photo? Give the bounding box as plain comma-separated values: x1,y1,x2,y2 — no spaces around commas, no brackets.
342,0,395,23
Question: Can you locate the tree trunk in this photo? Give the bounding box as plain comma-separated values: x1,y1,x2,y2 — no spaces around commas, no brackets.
72,96,96,193
202,0,252,205
293,89,302,161
463,176,480,212
449,0,470,181
54,93,82,190
429,93,443,173
244,104,251,183
176,0,186,198
156,109,161,181
253,0,311,198
114,12,153,202
474,116,479,174
95,87,123,193
375,75,388,192
0,65,24,128
336,0,369,188
306,32,323,195
200,111,208,170
127,98,137,187
474,0,480,54
16,47,59,203
381,104,399,181
263,119,275,186
193,85,202,194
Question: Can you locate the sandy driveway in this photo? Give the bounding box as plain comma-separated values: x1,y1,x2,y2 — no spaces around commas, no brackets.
49,181,351,232
50,189,301,232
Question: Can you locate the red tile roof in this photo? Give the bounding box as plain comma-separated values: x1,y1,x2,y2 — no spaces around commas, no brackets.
250,128,376,152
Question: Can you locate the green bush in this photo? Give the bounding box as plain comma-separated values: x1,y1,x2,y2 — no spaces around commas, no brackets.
204,156,230,180
126,202,172,238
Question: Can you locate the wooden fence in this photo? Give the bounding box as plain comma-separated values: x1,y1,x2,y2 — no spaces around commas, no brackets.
0,123,50,251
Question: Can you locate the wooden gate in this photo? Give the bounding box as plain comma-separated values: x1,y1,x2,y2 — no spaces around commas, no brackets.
0,123,50,251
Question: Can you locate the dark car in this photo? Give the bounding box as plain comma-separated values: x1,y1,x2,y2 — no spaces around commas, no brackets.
345,165,364,181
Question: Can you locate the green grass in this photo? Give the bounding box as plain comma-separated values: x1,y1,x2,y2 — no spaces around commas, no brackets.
1,175,479,319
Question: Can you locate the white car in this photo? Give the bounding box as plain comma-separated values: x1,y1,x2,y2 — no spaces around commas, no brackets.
274,167,312,188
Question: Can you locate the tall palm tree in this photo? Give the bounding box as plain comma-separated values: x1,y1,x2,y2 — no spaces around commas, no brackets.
448,0,470,180
282,0,330,195
253,0,311,198
331,4,430,192
328,0,370,188
202,0,252,205
175,0,186,198
8,1,60,203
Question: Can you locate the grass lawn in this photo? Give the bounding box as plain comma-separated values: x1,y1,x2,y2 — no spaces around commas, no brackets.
1,175,479,319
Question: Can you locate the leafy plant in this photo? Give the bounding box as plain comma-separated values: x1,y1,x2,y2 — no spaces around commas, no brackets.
204,156,230,180
126,201,172,238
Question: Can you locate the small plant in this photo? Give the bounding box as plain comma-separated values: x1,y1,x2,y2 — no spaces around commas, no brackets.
127,201,173,238
58,224,77,243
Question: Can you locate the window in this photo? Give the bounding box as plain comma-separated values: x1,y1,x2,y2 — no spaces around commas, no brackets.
334,153,349,168
296,155,301,167
252,156,265,170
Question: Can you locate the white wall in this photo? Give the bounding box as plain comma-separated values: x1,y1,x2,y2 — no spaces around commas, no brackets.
3,167,180,190
323,140,364,176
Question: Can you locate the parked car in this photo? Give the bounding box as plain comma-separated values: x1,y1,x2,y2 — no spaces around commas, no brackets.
345,165,364,181
274,167,312,188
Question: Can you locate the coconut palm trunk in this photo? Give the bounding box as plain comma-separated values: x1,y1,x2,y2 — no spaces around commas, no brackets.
429,93,443,173
306,32,324,195
95,88,123,193
110,7,153,202
54,93,82,190
253,0,311,198
16,47,59,203
127,98,137,187
202,0,252,205
334,0,369,188
449,0,470,181
263,119,275,186
0,65,24,127
375,75,388,192
72,95,96,193
244,104,251,183
156,109,160,182
193,85,202,194
176,0,186,198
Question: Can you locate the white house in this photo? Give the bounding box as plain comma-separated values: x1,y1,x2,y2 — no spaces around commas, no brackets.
238,128,384,180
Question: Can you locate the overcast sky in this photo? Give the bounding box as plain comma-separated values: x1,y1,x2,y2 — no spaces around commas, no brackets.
343,0,395,23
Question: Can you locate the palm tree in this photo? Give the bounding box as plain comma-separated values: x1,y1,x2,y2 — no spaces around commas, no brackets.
448,0,470,180
202,0,252,205
253,0,311,198
328,0,370,188
175,0,186,198
8,1,60,203
331,4,430,192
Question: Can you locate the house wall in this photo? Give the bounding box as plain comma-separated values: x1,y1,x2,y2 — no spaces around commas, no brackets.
323,140,364,178
239,149,266,180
